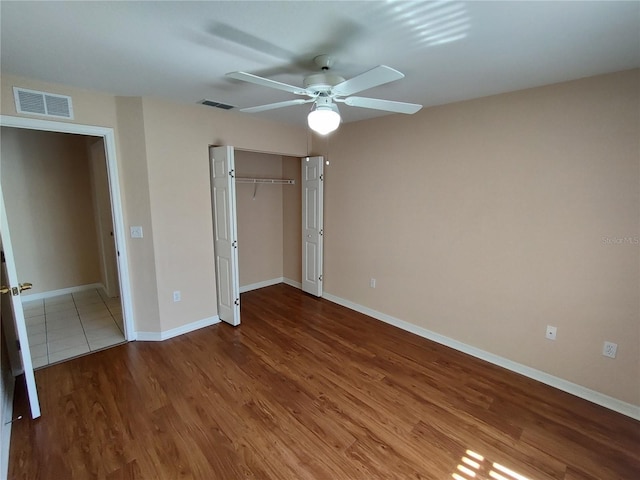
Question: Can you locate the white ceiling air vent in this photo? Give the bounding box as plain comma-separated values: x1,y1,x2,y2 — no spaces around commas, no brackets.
13,87,74,119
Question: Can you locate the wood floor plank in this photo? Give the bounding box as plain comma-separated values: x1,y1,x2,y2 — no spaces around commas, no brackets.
9,284,640,479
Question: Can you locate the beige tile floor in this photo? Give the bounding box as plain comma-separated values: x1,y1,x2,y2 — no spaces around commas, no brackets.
22,289,126,368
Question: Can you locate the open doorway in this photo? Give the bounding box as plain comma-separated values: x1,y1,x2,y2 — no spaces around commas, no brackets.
0,115,134,368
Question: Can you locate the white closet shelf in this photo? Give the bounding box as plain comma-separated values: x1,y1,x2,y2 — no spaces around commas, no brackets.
236,177,295,185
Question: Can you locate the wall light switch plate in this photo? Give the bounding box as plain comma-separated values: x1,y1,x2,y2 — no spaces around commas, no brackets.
130,226,143,238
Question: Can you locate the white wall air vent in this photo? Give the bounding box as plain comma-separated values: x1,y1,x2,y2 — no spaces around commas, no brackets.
13,87,74,119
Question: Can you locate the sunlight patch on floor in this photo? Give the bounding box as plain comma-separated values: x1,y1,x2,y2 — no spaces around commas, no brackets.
452,450,531,480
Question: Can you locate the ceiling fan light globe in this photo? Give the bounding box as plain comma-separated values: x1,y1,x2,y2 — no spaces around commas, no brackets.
308,108,341,135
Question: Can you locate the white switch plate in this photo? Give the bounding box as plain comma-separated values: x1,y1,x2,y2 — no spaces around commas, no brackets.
173,290,181,302
370,278,376,288
130,226,143,238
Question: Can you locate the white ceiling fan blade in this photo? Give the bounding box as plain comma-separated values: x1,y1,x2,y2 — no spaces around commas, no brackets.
332,65,405,96
240,98,313,113
344,96,423,114
227,71,307,95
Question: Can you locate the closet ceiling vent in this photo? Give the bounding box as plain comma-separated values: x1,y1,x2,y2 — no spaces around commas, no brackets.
13,87,74,119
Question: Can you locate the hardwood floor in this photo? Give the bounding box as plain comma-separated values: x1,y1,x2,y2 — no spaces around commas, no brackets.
9,284,640,479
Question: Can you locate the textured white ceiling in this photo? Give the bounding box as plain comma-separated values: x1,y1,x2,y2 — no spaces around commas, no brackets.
1,1,638,125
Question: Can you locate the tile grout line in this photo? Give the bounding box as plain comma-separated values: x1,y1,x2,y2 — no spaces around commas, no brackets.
47,292,89,363
78,289,124,352
101,288,123,336
73,290,92,353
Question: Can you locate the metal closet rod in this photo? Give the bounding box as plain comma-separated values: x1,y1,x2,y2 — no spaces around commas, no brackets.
236,177,295,185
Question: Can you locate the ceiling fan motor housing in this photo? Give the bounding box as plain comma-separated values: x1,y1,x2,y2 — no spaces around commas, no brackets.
303,73,346,94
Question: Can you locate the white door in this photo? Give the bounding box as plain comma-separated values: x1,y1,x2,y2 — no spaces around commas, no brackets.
88,139,120,298
0,187,41,418
301,156,324,297
210,146,241,326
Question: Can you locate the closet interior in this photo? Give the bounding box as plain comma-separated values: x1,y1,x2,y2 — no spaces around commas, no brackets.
234,151,302,293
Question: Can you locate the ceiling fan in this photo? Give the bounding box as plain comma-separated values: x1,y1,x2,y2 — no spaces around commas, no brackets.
227,55,423,135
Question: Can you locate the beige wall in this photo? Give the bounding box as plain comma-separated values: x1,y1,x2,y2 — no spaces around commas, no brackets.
1,128,101,294
322,69,640,405
282,156,302,283
114,96,160,332
235,151,284,287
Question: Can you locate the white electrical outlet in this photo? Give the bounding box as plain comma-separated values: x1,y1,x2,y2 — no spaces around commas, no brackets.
370,278,376,288
130,226,143,238
602,341,617,358
173,290,181,302
545,325,557,340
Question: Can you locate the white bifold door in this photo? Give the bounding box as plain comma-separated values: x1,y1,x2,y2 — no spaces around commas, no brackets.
301,156,324,297
210,146,241,326
0,186,41,418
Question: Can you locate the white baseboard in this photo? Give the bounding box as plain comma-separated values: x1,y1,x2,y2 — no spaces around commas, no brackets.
322,292,640,421
240,277,302,293
283,278,302,289
20,283,104,302
240,277,284,293
136,316,220,342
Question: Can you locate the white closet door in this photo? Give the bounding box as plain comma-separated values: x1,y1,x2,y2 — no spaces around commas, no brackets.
0,186,41,418
301,156,324,297
210,146,240,326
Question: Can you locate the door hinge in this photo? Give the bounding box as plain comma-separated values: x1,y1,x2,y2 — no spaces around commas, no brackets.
229,169,235,178
319,229,323,236
234,298,240,306
16,340,20,351
319,275,323,282
319,174,324,181
232,240,238,249
1,251,5,263
4,415,23,425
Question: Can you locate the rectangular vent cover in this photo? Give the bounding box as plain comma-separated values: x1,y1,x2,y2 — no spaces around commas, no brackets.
200,100,235,110
13,87,74,119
